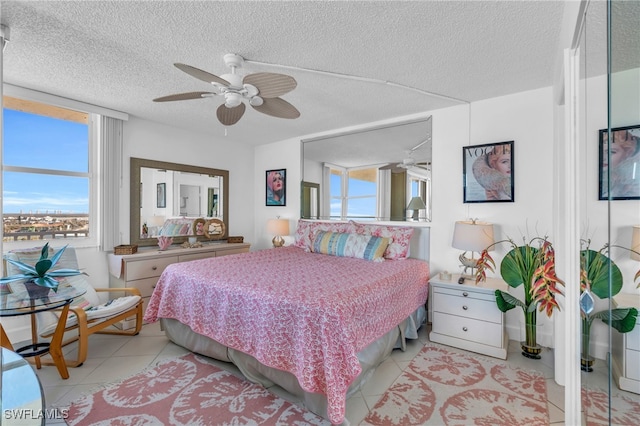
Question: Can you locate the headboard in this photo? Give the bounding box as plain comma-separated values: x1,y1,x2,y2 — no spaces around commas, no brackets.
293,219,430,262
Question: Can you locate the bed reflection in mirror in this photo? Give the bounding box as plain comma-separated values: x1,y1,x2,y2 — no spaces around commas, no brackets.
301,116,432,222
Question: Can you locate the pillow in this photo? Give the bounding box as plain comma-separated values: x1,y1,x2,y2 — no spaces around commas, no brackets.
293,220,356,251
353,222,414,260
311,231,389,262
158,218,194,236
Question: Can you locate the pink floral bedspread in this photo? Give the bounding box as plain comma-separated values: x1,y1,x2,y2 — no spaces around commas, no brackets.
144,246,429,424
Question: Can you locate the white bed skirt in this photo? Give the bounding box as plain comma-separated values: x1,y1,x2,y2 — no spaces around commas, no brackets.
160,305,426,425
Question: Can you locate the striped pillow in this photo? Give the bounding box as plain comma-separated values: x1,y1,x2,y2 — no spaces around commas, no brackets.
311,231,390,262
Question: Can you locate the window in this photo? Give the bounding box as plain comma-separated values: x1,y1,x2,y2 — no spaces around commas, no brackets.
2,96,95,245
328,166,377,220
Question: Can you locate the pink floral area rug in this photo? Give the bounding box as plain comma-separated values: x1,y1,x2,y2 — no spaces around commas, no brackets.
582,385,640,426
361,343,549,426
63,353,331,426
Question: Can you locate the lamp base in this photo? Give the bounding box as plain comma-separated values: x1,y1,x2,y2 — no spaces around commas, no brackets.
272,236,285,248
458,252,479,279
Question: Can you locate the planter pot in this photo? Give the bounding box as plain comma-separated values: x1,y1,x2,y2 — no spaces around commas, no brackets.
24,280,52,299
521,342,543,359
581,355,595,372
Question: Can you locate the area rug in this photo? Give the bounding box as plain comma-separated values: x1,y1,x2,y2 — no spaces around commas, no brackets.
582,385,640,426
361,343,549,426
64,353,331,425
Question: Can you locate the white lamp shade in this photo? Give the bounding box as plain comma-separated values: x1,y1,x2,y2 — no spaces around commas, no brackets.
452,220,495,253
406,197,426,210
631,225,640,261
267,218,290,236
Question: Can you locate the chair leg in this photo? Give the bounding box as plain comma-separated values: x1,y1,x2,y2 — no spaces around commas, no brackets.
65,319,90,368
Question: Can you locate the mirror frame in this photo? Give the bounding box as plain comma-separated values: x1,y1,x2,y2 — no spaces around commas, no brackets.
130,157,229,247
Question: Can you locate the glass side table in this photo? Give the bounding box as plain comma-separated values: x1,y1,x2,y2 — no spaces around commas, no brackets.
1,281,86,379
1,347,45,425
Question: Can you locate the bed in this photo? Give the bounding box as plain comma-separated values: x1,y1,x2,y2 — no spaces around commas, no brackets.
143,220,430,425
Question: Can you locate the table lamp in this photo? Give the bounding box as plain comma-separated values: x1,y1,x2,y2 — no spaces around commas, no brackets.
452,219,495,278
267,218,290,248
407,196,426,221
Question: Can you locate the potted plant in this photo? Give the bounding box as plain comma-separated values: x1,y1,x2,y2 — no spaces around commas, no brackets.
476,236,565,359
0,243,84,298
579,240,639,371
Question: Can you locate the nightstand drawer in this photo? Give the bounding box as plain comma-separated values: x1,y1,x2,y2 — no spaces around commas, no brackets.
626,348,640,380
126,256,178,280
627,327,640,351
432,311,503,347
432,290,501,323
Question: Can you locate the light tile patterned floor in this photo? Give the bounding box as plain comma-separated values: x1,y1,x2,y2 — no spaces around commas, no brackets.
26,322,625,425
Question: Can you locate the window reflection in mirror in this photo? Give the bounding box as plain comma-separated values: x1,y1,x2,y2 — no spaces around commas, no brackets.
301,116,432,222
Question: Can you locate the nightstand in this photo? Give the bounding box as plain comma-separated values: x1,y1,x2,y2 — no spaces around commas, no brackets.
429,273,509,359
612,293,640,394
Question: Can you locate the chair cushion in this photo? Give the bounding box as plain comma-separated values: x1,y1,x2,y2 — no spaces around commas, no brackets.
38,295,141,337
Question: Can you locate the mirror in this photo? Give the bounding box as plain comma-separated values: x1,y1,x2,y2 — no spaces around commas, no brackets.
301,116,432,221
130,157,229,247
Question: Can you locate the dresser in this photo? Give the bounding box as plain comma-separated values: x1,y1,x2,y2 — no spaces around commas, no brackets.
108,243,250,323
429,273,509,359
612,293,640,394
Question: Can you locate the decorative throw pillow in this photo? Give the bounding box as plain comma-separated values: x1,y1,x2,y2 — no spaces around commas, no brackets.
311,231,390,262
353,222,415,260
293,220,356,251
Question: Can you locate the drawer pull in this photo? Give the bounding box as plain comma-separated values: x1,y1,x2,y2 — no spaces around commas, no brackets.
151,266,158,271
462,327,468,332
462,292,469,297
462,305,468,310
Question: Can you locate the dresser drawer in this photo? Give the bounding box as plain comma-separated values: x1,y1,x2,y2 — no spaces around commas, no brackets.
125,256,178,280
432,311,503,347
432,290,501,324
178,252,217,262
215,247,249,257
129,276,160,298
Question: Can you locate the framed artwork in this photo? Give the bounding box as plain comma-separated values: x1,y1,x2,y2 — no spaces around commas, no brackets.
266,169,286,206
598,125,640,200
157,183,166,208
463,141,514,203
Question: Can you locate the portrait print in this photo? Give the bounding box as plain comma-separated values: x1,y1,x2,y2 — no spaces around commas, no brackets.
463,141,514,203
599,125,640,200
266,169,286,206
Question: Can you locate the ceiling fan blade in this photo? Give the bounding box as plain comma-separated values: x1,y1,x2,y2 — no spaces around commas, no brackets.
243,73,297,98
153,91,215,102
216,103,246,126
174,63,230,86
252,97,300,119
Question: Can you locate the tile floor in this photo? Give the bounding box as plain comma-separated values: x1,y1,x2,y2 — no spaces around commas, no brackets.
27,321,625,425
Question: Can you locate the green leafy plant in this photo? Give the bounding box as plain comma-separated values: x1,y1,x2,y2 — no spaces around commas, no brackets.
476,236,565,354
579,240,638,369
0,243,84,291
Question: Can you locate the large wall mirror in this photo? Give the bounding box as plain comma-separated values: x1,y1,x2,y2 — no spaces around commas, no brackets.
130,157,229,247
301,116,432,222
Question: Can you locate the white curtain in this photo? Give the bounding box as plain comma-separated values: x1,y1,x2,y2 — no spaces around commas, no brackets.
100,116,123,251
377,169,391,219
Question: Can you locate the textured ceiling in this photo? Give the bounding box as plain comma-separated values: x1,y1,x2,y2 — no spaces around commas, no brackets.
1,1,635,152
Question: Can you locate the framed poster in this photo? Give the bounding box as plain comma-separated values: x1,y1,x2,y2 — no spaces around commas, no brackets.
463,141,514,203
157,183,166,208
599,125,640,200
266,169,286,206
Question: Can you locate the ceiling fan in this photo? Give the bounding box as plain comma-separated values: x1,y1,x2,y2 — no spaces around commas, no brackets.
380,138,431,174
153,53,300,126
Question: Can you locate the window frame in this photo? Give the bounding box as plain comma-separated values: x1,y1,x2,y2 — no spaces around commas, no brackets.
2,96,99,249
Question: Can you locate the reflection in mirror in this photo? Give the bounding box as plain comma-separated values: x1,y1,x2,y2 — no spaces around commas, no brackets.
302,116,432,221
301,181,320,219
130,158,229,247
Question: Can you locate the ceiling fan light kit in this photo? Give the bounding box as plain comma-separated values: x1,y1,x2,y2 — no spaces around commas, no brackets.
153,53,299,126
